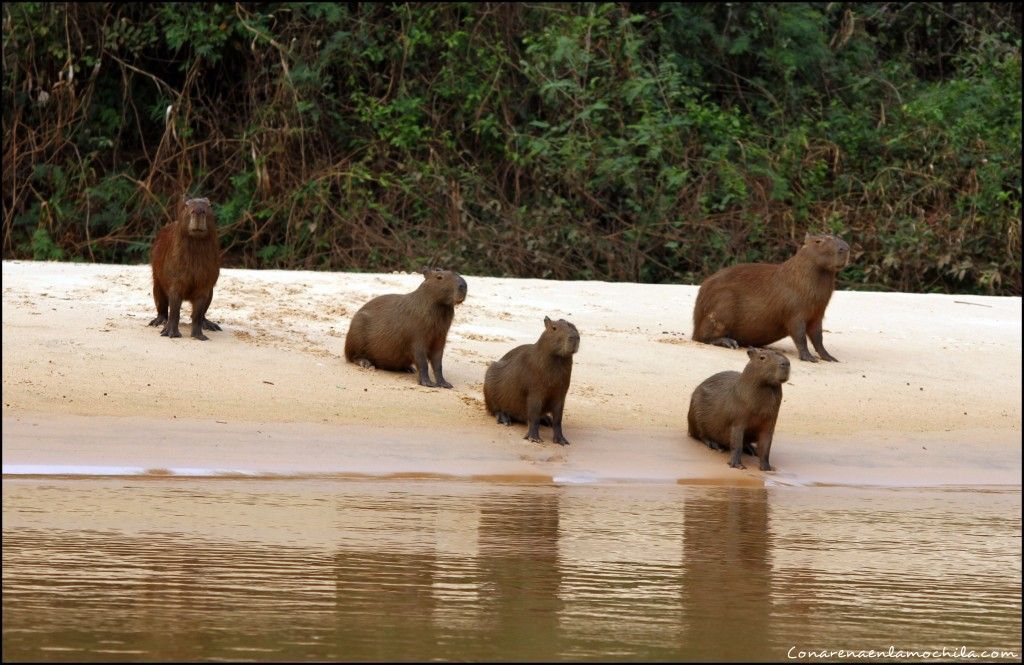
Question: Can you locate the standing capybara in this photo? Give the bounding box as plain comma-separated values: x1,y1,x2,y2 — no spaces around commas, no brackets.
344,268,468,388
687,348,790,471
483,317,580,445
148,196,221,340
692,233,850,362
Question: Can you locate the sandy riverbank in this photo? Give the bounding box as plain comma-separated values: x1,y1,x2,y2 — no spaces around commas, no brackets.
2,260,1020,487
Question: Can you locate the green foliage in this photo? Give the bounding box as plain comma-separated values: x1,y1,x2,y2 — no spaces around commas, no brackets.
2,2,1021,294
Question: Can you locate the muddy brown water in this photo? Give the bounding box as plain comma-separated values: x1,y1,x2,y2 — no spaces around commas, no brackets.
2,478,1021,662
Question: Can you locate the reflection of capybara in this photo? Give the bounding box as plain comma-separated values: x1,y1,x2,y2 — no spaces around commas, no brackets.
484,317,580,445
687,348,790,471
148,197,221,340
692,233,850,362
344,268,468,388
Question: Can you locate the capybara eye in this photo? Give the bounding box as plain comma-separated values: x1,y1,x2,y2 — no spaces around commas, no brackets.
435,275,443,280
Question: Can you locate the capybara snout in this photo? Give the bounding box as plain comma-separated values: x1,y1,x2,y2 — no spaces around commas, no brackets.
185,198,212,237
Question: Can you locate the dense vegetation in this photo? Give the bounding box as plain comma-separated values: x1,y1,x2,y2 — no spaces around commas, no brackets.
3,2,1021,294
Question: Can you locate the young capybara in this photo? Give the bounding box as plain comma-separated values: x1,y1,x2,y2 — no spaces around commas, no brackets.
687,348,790,471
483,316,580,445
148,196,221,341
692,233,850,362
344,268,468,388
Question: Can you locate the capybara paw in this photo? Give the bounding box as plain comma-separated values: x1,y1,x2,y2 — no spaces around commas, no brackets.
496,413,513,426
191,331,209,341
356,359,375,369
435,379,453,389
820,353,838,362
729,460,746,470
148,316,166,327
161,328,182,338
799,352,819,362
759,463,774,472
712,337,739,349
553,435,570,446
419,379,438,388
525,433,543,443
202,318,222,332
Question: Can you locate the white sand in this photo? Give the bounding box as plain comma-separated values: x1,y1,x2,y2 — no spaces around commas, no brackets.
2,260,1020,487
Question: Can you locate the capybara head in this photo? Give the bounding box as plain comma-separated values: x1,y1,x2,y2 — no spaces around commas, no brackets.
183,197,213,237
802,233,850,271
419,268,468,306
541,316,580,357
746,347,790,384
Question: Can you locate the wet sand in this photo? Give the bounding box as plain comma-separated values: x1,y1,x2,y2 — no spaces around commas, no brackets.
2,260,1021,487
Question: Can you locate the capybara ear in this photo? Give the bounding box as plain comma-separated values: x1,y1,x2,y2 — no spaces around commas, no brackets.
804,232,812,243
747,347,759,359
420,267,432,278
544,316,553,328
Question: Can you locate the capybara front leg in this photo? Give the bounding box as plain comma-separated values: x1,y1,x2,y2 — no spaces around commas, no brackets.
757,428,774,472
524,397,544,443
414,347,436,388
710,337,740,349
787,318,817,362
150,284,168,328
190,293,211,341
550,401,570,446
808,317,837,362
728,425,746,469
161,294,183,338
429,347,453,389
496,412,513,425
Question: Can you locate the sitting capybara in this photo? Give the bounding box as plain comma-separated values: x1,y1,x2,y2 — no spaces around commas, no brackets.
484,317,580,445
148,196,221,340
687,348,790,471
692,233,849,362
344,268,467,388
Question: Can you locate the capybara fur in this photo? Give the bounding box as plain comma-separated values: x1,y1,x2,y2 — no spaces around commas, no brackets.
692,233,850,362
344,268,468,388
484,316,580,445
148,197,221,340
687,348,790,471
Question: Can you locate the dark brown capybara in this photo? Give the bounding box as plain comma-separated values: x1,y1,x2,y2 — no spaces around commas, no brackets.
692,233,850,362
483,316,580,445
344,268,468,388
148,196,221,340
687,348,790,471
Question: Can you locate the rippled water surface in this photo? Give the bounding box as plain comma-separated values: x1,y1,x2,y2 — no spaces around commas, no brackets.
2,478,1021,661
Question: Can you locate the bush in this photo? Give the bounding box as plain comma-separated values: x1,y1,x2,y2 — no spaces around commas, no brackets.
2,2,1020,294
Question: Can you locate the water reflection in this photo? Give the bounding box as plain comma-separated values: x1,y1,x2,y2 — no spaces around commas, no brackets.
681,488,771,661
2,479,1020,661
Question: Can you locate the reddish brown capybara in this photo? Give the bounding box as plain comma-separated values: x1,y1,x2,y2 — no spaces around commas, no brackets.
344,268,468,388
687,348,790,471
483,317,580,445
148,197,221,341
692,233,850,362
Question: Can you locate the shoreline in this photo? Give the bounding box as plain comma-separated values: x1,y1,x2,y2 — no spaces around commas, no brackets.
2,260,1021,489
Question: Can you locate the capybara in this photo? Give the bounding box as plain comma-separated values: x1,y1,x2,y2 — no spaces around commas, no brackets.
148,196,221,340
484,316,580,445
692,233,850,362
344,268,468,388
687,348,790,471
